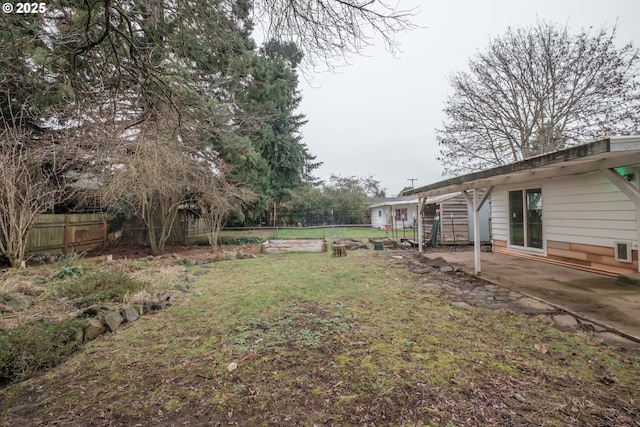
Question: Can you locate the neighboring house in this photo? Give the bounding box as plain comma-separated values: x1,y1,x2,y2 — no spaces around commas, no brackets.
370,192,491,245
407,136,640,276
369,196,419,230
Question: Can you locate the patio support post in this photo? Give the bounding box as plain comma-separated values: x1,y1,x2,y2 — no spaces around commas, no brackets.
473,189,481,274
418,196,425,253
463,186,493,275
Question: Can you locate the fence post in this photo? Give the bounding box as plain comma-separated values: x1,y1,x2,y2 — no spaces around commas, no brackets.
63,215,69,255
70,214,77,254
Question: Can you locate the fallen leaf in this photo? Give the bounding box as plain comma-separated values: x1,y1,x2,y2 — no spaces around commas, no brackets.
534,344,548,354
513,393,527,403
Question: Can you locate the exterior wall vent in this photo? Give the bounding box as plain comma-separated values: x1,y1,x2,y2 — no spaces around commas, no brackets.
614,241,632,263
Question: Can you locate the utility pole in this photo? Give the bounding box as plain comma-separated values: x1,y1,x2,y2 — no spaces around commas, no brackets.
407,178,418,188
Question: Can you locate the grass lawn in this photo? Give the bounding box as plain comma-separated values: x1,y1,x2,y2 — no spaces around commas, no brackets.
192,226,398,241
1,248,639,425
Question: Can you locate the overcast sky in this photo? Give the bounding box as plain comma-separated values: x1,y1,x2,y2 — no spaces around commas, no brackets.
297,0,640,197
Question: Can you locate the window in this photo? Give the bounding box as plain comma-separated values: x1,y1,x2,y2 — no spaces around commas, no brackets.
395,208,407,221
509,188,543,249
378,210,382,217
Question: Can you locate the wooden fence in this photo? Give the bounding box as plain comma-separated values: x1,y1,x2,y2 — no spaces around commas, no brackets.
26,213,107,256
24,213,191,257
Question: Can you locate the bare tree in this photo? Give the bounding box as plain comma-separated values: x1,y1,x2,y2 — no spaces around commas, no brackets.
254,0,418,68
0,125,70,267
193,159,254,249
100,130,198,255
437,22,640,175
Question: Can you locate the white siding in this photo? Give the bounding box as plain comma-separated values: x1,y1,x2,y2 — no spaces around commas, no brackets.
391,203,418,229
490,190,508,241
371,208,387,229
493,171,638,249
544,171,637,247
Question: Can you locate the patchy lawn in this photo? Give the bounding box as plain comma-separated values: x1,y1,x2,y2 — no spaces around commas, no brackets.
1,246,639,426
211,226,392,241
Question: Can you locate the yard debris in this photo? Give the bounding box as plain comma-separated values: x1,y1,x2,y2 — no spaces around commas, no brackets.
226,361,238,372
534,344,548,355
406,254,456,274
333,239,369,250
512,393,527,403
4,295,33,311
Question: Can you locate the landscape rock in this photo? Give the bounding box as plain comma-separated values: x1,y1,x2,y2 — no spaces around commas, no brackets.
104,310,124,332
579,320,607,332
175,283,189,293
222,251,237,261
79,304,108,318
83,318,106,341
5,295,33,311
439,265,456,273
121,305,140,323
158,291,177,303
17,283,45,296
451,301,471,309
143,300,159,312
553,314,579,330
193,269,209,276
408,263,436,274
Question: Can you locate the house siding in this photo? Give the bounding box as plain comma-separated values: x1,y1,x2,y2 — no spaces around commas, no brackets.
544,172,637,248
490,191,508,242
371,208,388,229
492,170,639,275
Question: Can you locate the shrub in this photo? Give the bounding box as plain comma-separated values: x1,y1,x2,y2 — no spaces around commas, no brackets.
55,269,149,308
219,236,265,245
52,251,86,279
0,318,85,383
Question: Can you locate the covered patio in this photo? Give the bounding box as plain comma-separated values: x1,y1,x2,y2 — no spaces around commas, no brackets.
427,249,640,342
408,136,640,276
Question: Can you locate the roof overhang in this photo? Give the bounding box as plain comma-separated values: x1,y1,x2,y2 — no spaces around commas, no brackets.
408,136,640,198
369,198,419,208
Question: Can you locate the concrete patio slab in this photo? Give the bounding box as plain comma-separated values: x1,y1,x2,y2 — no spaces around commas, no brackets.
425,250,640,341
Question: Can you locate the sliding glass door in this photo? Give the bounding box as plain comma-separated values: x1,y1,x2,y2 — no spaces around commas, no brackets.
509,188,543,250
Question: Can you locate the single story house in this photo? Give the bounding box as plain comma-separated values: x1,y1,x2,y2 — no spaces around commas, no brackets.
370,192,491,245
406,136,640,276
369,196,418,230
